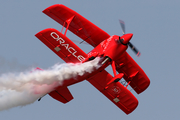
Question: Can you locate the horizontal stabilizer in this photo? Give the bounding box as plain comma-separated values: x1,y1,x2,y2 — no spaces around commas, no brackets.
49,87,73,104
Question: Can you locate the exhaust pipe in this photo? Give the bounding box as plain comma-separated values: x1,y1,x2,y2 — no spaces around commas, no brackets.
101,56,112,65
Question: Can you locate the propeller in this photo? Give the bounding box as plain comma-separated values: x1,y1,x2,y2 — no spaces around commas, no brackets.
119,20,125,35
119,20,141,57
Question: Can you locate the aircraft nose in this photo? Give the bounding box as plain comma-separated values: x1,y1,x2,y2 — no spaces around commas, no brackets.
120,33,133,45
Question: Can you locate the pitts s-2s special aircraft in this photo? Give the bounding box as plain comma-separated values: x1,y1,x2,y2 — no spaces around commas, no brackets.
35,4,150,114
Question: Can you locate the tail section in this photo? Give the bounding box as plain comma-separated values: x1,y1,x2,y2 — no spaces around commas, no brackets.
34,67,74,103
49,86,73,103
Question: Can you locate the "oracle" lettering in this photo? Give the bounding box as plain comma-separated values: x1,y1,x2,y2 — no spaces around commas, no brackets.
50,32,85,62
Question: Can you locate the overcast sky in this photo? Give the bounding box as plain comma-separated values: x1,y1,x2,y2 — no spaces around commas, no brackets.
0,0,180,120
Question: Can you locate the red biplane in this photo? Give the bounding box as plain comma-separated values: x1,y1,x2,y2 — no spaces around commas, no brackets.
35,4,150,114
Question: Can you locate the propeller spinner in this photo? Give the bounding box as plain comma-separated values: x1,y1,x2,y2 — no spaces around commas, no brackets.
119,20,141,57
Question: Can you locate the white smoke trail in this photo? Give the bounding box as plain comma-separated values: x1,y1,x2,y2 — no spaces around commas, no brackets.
0,57,101,111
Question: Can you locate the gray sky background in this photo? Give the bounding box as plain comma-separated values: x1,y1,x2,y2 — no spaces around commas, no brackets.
0,0,180,120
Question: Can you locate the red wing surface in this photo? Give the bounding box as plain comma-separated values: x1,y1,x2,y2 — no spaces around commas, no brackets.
87,70,138,114
35,28,89,103
35,28,87,63
49,86,73,103
43,4,110,47
115,52,150,94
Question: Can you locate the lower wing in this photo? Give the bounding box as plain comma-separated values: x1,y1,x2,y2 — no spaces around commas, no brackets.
87,70,138,114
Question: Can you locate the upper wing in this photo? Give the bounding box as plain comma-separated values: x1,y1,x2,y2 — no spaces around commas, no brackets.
43,4,110,47
35,28,87,63
115,52,150,94
87,70,138,114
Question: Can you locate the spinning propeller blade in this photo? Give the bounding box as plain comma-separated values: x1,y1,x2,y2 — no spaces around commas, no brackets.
128,42,141,57
119,20,141,57
119,20,125,35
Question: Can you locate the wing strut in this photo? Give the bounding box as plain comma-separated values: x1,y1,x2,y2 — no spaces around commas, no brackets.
61,15,75,36
111,61,117,77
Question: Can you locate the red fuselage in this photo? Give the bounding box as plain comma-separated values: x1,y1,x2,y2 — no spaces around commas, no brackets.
87,34,133,62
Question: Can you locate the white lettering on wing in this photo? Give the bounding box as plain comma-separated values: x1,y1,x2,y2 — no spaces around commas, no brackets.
50,32,85,62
